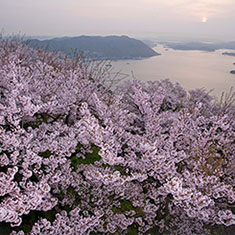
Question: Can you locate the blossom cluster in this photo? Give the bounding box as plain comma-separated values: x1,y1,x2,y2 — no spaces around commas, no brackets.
0,37,234,234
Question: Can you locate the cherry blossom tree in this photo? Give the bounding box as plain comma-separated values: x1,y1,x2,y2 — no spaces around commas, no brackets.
0,36,234,234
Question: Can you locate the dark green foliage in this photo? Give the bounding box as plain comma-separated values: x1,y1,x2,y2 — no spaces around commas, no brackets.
38,150,51,158
111,199,145,218
66,186,81,206
14,172,23,182
70,156,80,170
111,199,133,214
127,223,138,235
204,224,235,235
21,120,42,130
20,113,59,131
90,232,103,235
0,222,11,235
70,144,101,170
113,165,129,176
39,113,51,123
145,226,163,235
12,209,57,234
75,142,83,152
120,199,133,212
29,172,39,183
0,165,8,174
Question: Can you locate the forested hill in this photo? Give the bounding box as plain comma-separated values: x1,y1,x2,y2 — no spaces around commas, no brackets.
26,35,159,60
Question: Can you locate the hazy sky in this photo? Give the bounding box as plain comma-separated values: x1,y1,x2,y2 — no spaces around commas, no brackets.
1,0,235,39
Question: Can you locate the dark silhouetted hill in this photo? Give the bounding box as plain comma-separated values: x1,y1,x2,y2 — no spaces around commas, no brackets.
26,35,159,60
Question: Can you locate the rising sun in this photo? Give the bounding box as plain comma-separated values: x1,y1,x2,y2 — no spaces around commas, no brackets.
201,16,208,23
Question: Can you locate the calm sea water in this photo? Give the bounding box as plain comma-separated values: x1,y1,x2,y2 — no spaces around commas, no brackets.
110,44,235,98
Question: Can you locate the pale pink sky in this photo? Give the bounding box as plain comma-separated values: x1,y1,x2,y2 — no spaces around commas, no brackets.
1,0,234,39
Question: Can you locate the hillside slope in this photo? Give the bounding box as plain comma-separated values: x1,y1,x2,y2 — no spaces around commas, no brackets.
26,35,159,60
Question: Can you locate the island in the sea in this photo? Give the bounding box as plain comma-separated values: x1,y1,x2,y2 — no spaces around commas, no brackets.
161,41,235,52
26,35,160,60
222,52,235,56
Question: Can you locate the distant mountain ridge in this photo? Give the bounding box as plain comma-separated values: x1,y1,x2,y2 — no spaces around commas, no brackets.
222,52,235,56
162,41,235,52
26,35,159,60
